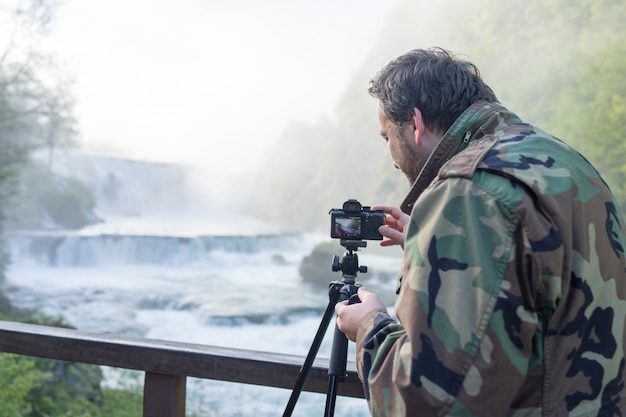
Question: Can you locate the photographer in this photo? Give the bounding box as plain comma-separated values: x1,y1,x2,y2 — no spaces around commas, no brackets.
335,48,626,416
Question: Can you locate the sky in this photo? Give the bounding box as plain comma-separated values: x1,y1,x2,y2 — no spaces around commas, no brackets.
43,0,400,174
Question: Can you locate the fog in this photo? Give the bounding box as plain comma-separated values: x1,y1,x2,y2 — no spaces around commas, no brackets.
31,0,626,231
239,0,626,230
44,0,400,175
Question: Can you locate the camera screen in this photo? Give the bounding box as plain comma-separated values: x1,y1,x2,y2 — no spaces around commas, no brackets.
331,215,362,239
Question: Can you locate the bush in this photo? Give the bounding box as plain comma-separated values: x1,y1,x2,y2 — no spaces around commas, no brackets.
26,360,103,417
98,370,143,417
7,162,100,230
0,353,47,417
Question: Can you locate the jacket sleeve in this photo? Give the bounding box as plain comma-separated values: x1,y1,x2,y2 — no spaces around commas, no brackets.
355,174,544,417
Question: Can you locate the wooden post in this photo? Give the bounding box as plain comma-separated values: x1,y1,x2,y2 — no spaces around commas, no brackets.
143,372,186,417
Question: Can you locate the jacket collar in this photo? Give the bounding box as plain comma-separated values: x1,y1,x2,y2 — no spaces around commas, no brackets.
400,100,508,213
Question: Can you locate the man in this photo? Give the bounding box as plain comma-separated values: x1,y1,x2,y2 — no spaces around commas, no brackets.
335,47,626,416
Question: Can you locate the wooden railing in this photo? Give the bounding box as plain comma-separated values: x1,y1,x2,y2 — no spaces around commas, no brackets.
0,320,365,416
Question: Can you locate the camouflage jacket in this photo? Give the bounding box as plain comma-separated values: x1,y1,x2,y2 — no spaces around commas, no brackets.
356,101,626,416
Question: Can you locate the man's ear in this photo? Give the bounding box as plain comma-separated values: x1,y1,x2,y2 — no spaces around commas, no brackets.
412,107,425,146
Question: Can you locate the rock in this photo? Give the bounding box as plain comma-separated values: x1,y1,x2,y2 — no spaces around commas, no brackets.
299,240,344,287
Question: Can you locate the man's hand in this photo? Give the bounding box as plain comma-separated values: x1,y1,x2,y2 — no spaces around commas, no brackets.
335,287,387,342
373,205,410,249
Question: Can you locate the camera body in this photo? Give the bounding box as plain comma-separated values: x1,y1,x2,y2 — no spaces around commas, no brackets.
329,199,384,241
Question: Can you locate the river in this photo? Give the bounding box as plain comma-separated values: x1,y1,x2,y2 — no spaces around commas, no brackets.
5,153,400,416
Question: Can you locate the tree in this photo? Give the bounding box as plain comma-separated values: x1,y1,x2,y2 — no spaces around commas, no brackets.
0,0,77,170
553,41,626,204
0,0,77,278
0,353,47,417
246,0,626,228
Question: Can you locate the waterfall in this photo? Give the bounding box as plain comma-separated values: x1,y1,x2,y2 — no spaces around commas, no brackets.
9,231,307,267
49,152,196,216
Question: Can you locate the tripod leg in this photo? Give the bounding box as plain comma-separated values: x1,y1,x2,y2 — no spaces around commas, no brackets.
324,283,360,417
282,284,342,417
324,324,348,417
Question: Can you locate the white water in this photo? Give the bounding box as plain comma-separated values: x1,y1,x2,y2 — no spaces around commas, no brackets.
5,154,401,416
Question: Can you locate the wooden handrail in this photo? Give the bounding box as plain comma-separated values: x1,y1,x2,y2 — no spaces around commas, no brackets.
0,320,365,417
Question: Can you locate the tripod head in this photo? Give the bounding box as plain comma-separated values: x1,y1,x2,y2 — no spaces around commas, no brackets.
331,239,368,282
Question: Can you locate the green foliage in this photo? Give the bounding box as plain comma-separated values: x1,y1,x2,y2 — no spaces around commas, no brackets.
0,351,194,417
98,370,143,417
0,317,144,417
7,162,99,230
99,388,143,417
0,334,147,417
25,360,103,417
0,315,105,417
0,84,31,283
553,41,626,203
247,0,626,228
0,353,47,417
0,0,78,279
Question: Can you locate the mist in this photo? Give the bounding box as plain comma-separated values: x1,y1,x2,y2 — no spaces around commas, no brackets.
30,0,626,233
245,0,626,231
44,0,400,173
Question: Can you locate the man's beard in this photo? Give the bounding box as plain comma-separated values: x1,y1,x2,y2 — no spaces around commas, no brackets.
397,139,424,186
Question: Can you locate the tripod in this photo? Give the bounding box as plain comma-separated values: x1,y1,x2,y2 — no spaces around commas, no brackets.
282,240,368,417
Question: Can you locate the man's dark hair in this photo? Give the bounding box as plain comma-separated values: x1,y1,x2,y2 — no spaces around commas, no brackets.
368,47,498,134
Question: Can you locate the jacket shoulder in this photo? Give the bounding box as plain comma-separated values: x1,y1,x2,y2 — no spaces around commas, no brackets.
439,135,500,179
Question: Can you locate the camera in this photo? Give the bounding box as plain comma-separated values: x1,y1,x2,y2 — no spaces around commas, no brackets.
329,199,384,241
